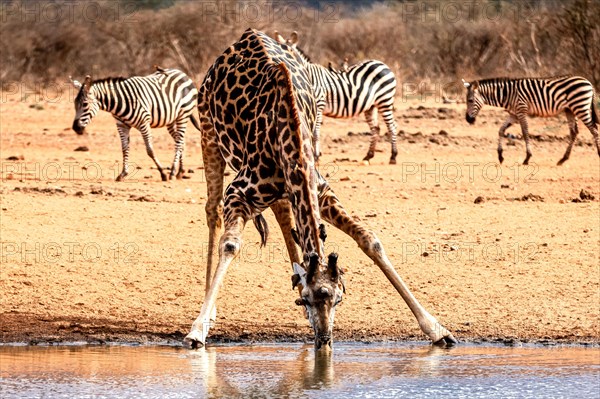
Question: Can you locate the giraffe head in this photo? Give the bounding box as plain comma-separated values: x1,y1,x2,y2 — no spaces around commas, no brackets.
71,75,99,135
293,252,345,352
463,79,482,124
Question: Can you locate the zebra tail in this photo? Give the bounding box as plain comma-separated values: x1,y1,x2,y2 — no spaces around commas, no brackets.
190,114,202,131
592,97,599,125
253,214,269,247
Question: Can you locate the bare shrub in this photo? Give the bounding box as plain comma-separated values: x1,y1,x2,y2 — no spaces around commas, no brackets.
0,0,597,93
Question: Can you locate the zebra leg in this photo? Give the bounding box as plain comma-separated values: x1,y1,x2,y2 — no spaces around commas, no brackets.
168,121,186,180
557,110,579,166
363,107,380,162
583,121,600,159
317,184,456,345
116,122,131,182
497,114,517,164
381,107,398,164
517,113,533,165
313,108,324,162
138,124,168,181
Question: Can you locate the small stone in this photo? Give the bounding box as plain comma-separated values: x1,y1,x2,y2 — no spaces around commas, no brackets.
474,196,485,204
579,189,595,201
74,146,89,152
422,252,429,257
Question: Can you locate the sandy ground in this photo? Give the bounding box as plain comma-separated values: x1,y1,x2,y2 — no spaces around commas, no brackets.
1,90,599,346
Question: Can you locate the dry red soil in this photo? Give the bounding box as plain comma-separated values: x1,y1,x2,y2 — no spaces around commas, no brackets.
1,93,598,345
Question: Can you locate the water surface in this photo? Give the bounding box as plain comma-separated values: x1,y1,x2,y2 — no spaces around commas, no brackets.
1,343,598,398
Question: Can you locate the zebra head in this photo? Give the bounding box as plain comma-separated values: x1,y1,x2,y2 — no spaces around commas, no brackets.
71,75,99,135
463,79,482,124
292,252,345,352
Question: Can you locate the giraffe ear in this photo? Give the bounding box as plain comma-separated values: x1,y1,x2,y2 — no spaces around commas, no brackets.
274,30,285,44
292,262,306,289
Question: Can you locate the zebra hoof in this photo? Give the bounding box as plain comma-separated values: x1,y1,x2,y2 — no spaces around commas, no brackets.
557,158,567,166
160,174,169,182
389,158,397,165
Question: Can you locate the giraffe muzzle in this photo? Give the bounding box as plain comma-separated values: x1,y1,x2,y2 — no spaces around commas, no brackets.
315,335,332,351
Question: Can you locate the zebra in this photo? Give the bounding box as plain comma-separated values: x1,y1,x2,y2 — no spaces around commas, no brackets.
70,66,200,181
463,76,600,165
275,32,399,164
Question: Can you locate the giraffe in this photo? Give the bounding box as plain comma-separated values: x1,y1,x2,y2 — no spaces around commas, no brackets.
184,29,456,351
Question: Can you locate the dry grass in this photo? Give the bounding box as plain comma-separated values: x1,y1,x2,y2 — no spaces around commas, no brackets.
1,0,598,91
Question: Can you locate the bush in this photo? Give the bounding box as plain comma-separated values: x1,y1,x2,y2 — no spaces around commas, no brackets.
0,0,598,91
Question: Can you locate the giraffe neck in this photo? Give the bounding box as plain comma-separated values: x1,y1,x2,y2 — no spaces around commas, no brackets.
275,63,324,260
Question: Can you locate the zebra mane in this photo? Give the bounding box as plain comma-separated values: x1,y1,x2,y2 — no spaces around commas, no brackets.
91,77,127,86
477,75,574,86
291,44,312,63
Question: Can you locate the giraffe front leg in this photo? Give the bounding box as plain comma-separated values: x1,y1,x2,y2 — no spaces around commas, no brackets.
318,184,457,345
201,135,226,324
270,199,307,318
185,207,249,349
116,122,131,182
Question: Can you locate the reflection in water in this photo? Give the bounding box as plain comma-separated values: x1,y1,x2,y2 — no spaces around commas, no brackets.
1,343,598,398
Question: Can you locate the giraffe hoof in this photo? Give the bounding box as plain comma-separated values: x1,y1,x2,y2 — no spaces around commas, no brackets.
433,334,458,347
160,174,169,182
389,158,397,165
183,331,206,349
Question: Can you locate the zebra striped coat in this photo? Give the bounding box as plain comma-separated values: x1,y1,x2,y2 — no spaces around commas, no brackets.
276,32,398,164
71,67,200,181
464,76,599,165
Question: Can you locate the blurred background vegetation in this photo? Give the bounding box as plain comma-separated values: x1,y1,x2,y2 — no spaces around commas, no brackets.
1,0,598,93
